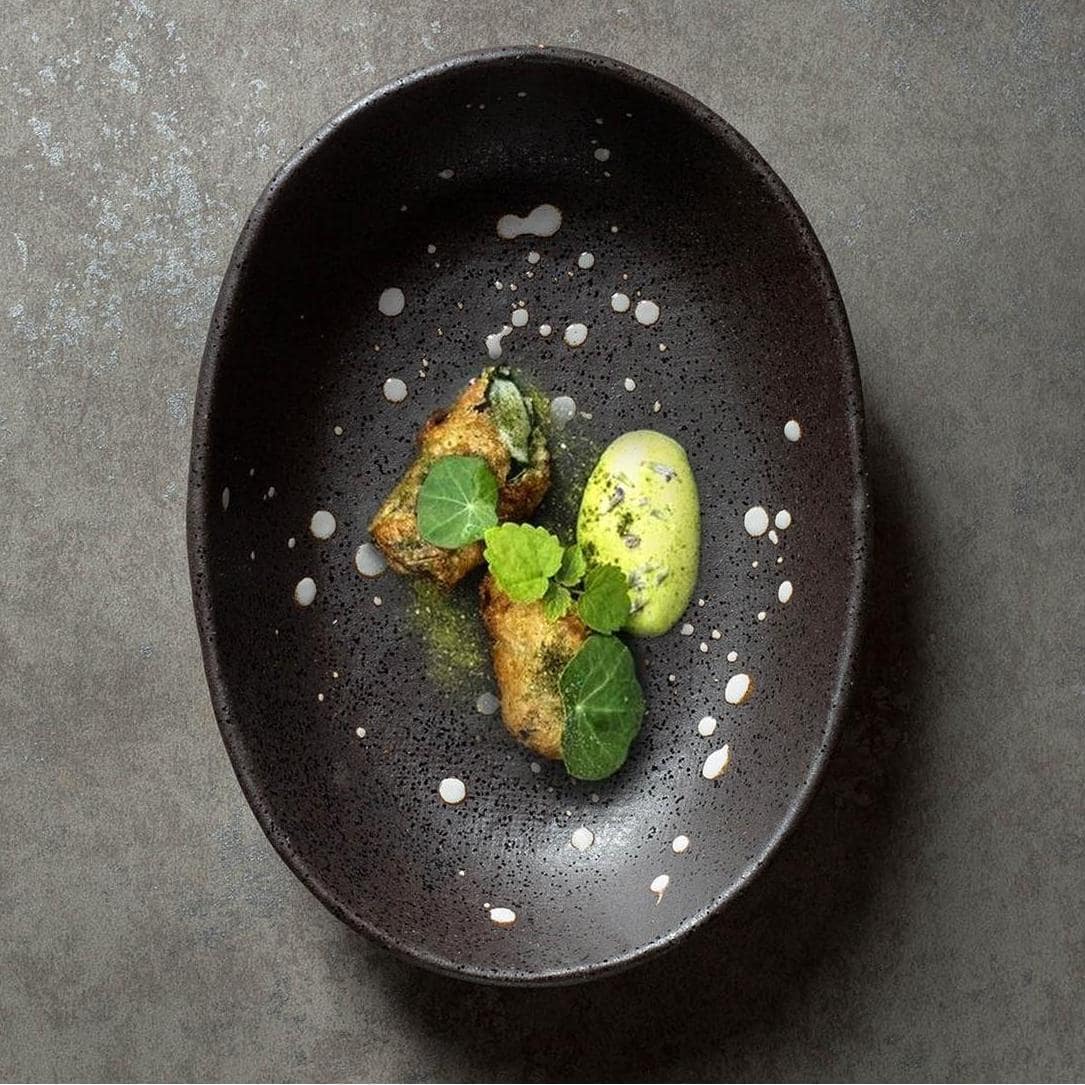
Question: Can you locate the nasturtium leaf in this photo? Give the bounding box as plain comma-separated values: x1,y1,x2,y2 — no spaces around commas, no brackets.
543,582,573,620
483,523,564,602
576,563,632,634
416,455,499,549
560,635,645,780
556,543,587,587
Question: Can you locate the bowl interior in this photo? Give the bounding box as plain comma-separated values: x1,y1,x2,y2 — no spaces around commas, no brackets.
189,49,865,983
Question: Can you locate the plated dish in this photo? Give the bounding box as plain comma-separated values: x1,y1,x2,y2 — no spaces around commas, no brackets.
188,47,867,984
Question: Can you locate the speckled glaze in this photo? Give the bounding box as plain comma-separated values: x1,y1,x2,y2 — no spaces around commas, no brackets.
187,47,868,986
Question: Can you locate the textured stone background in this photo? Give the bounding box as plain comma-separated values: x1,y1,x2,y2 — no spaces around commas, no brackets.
2,1,1082,1081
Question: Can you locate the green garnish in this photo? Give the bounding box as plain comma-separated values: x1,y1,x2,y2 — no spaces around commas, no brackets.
560,635,645,780
483,522,564,602
556,543,587,587
543,582,573,620
416,455,499,549
487,376,532,463
576,563,631,634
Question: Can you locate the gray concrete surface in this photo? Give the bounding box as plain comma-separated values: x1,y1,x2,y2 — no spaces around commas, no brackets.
2,1,1083,1080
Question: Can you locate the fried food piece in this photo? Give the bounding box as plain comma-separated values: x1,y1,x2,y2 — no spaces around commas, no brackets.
369,370,549,587
480,573,588,759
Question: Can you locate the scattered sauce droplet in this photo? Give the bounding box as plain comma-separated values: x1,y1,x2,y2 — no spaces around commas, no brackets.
538,323,552,337
577,251,595,269
756,610,767,621
287,537,296,549
550,395,577,428
497,203,562,239
486,325,513,359
489,906,517,926
354,543,386,577
623,377,636,391
702,745,731,779
778,580,794,604
382,377,407,403
309,510,336,539
784,419,803,442
743,506,769,536
510,307,529,328
527,250,541,264
610,292,631,313
221,487,230,510
697,716,717,737
438,168,454,179
438,777,466,804
672,835,690,854
570,827,594,851
294,577,316,607
724,673,753,705
775,509,792,530
475,691,500,715
563,322,588,347
355,726,366,738
634,299,660,325
680,623,694,636
768,528,779,544
594,147,611,161
726,650,738,662
378,287,405,316
650,874,670,900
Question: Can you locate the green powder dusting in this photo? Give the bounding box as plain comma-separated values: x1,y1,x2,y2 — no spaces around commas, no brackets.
409,577,488,692
537,430,602,542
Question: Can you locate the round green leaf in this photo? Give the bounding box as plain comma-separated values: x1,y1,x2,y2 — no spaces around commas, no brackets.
576,563,631,634
416,455,499,549
483,523,564,602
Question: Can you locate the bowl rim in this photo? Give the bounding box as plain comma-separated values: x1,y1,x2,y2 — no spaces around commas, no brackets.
186,44,871,987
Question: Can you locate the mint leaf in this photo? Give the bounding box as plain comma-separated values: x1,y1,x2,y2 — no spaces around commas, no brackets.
483,523,563,602
543,582,573,620
556,543,587,587
576,564,631,634
560,635,645,780
416,455,499,548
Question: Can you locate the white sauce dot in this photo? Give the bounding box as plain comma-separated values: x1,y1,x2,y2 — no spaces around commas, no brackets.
438,777,466,804
652,400,662,413
475,691,500,715
699,642,708,653
623,377,636,392
697,716,717,737
378,287,405,316
334,425,343,435
650,874,670,899
634,299,660,326
743,506,770,536
610,292,631,313
373,595,383,606
724,672,753,705
355,726,366,738
486,325,513,359
778,580,794,604
527,250,541,264
577,251,595,269
777,555,784,564
489,906,517,926
594,147,611,161
570,827,594,851
702,745,731,780
382,377,407,403
680,623,694,636
784,419,803,442
309,510,336,539
510,307,529,328
711,629,721,639
438,168,454,179
287,537,296,549
672,835,690,854
563,322,588,347
221,486,230,510
757,610,767,621
775,509,792,530
768,528,780,545
550,395,577,428
294,577,316,606
538,323,552,337
354,543,386,577
727,650,738,662
496,203,562,239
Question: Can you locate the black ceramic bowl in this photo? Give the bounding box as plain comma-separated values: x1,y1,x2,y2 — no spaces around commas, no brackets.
188,47,867,985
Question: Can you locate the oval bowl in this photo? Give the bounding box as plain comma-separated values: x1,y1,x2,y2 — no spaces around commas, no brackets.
188,47,868,985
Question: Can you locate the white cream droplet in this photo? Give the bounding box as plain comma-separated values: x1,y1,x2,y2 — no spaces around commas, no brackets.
610,292,630,313
778,580,794,604
563,323,588,347
757,610,767,621
550,396,577,428
476,691,500,715
650,874,670,900
527,250,541,264
538,323,552,337
570,827,594,851
768,528,779,545
294,577,316,606
672,835,690,854
489,906,517,926
438,777,466,804
309,510,336,539
724,673,753,705
382,377,407,403
510,307,529,328
287,537,296,549
221,487,230,510
355,726,366,738
486,325,513,359
594,147,611,161
378,287,405,316
623,377,636,391
438,167,454,179
680,623,694,636
702,745,731,780
726,650,738,662
784,419,803,442
743,506,770,536
496,203,562,239
354,543,386,577
577,251,595,269
697,716,717,737
775,509,792,530
634,299,660,325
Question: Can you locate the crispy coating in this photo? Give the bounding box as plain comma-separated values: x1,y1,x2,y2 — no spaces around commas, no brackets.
369,372,550,587
480,573,588,759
